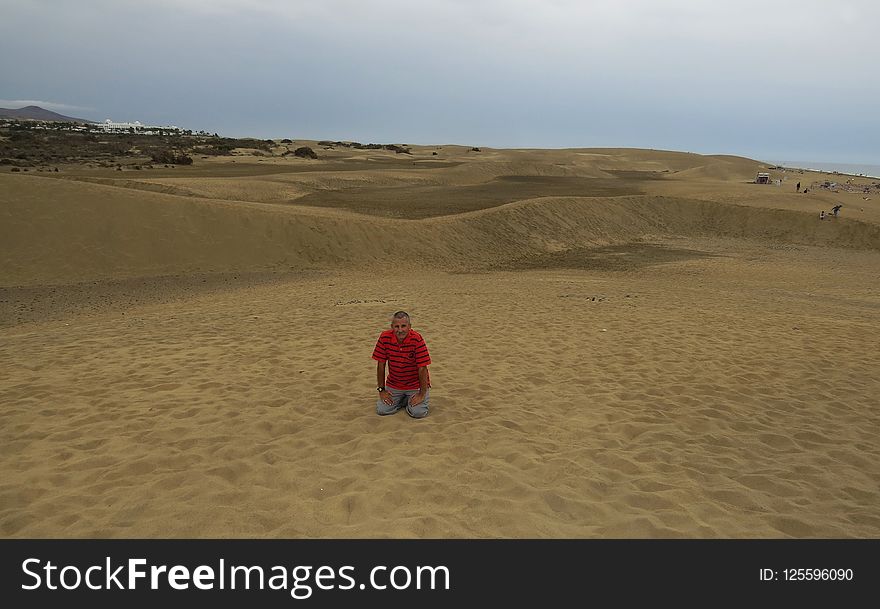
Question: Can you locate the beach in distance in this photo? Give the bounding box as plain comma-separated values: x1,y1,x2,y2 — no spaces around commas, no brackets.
1,141,879,538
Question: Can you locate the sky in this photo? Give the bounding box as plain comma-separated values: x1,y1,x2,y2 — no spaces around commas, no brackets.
1,0,878,164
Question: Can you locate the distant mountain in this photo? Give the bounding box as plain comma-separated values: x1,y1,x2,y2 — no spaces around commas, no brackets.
0,105,94,123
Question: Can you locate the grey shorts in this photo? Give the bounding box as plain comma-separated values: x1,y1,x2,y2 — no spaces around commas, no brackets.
376,386,430,419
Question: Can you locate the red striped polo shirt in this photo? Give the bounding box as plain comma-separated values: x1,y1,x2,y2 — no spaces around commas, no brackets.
371,329,431,391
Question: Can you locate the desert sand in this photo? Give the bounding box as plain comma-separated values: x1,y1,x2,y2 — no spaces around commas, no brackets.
1,143,878,538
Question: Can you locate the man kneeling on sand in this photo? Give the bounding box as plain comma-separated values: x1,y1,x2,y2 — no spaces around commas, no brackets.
372,311,432,418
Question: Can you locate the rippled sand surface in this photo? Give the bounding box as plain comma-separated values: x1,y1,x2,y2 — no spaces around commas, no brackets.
2,146,878,537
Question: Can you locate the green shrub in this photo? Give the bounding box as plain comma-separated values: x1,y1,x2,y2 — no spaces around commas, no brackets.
293,146,317,159
150,150,193,165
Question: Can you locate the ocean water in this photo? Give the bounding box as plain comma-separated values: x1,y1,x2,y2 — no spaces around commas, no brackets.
772,161,880,179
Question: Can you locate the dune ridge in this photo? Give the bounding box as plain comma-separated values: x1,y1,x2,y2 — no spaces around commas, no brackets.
2,171,878,287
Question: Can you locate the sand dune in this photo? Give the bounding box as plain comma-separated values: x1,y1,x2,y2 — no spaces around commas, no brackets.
1,146,878,538
2,173,877,285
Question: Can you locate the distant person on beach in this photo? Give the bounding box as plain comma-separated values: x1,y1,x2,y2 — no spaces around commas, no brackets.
832,204,843,217
372,311,432,418
796,182,801,192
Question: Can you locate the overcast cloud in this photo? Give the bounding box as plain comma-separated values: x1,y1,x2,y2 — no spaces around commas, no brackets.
1,0,877,163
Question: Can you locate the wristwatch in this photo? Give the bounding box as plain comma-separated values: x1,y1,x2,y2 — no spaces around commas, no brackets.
377,386,385,392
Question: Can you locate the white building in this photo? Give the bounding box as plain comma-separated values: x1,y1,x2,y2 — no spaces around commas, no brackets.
99,119,180,134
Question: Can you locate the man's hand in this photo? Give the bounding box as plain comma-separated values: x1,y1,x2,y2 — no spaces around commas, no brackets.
409,393,425,407
380,390,393,406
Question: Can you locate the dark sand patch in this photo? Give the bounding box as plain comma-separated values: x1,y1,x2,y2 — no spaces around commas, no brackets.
0,271,319,327
292,175,649,219
493,243,718,272
41,157,462,181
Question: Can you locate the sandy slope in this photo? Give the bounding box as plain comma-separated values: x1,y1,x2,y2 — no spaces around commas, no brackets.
1,146,878,538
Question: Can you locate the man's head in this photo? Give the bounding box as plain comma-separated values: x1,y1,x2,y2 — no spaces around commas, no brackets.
390,311,411,342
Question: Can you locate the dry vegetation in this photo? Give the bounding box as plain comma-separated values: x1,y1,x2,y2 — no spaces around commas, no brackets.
0,124,274,169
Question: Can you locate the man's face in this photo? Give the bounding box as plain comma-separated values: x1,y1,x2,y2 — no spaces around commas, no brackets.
392,318,411,342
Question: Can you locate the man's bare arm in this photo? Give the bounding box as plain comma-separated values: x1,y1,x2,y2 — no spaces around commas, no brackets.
418,366,429,396
407,366,429,407
377,360,386,388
